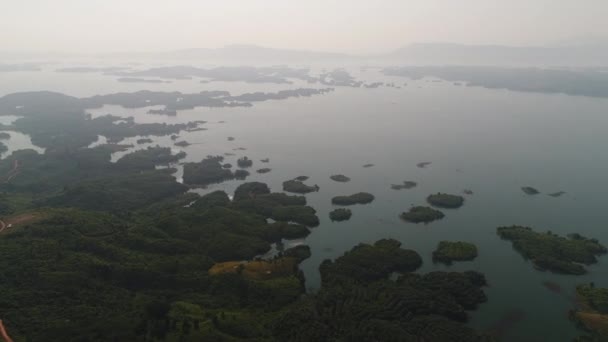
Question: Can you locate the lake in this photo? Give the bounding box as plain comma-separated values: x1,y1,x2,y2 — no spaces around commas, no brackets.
2,66,608,340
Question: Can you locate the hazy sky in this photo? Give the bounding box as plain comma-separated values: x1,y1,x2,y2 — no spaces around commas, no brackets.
2,0,607,53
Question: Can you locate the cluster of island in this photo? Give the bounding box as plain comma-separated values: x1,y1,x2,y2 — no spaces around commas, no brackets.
0,80,603,340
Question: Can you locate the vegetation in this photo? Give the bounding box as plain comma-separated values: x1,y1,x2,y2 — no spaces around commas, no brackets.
274,240,490,341
570,283,608,340
256,168,271,174
136,138,153,144
330,174,350,182
115,147,186,170
174,140,190,147
0,132,10,139
182,156,235,186
232,182,319,227
237,156,253,168
282,179,319,194
400,206,445,223
329,208,352,221
391,181,417,190
521,186,540,195
427,193,465,208
234,169,250,180
497,226,606,274
331,192,374,205
433,241,478,264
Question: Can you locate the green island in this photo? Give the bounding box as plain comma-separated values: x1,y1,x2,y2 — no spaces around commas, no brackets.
282,179,319,194
362,163,374,168
548,191,566,197
570,283,608,341
427,193,465,208
391,180,417,190
274,239,491,340
329,208,352,221
400,206,445,223
0,141,7,154
331,192,374,205
237,156,253,168
183,155,240,186
136,138,153,144
433,241,478,264
234,169,250,179
0,132,11,140
330,174,350,182
256,168,271,174
497,226,607,274
174,140,190,147
522,186,540,195
232,182,319,227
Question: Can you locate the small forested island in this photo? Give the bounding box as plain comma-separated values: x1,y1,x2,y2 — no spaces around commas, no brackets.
329,208,352,221
234,169,250,179
0,132,10,140
522,186,540,195
136,138,153,144
174,140,190,147
427,193,465,208
237,156,253,168
260,158,269,163
283,179,319,194
330,174,350,182
400,206,445,223
548,191,566,197
227,136,235,141
147,108,178,116
417,161,432,168
463,189,474,195
294,176,309,181
362,163,374,168
232,182,319,227
331,192,374,205
391,181,417,190
256,168,271,174
497,226,607,274
116,147,186,169
433,241,478,264
183,155,240,186
570,283,608,340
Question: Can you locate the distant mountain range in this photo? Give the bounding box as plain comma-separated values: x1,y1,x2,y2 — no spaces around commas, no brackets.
158,43,608,66
4,42,608,66
385,43,608,66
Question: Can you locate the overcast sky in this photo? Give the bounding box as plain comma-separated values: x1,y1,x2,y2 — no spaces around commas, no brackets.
2,0,607,53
